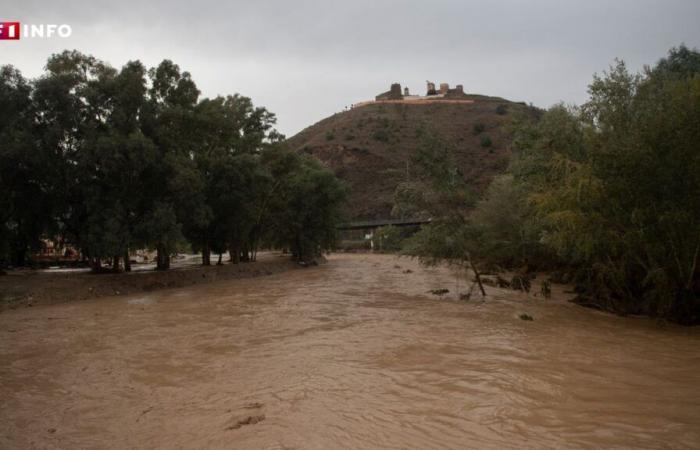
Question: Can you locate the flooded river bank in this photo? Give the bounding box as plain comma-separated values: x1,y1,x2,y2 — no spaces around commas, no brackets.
1,253,698,449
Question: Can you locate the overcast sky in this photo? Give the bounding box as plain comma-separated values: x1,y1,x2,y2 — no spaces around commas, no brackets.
3,0,700,136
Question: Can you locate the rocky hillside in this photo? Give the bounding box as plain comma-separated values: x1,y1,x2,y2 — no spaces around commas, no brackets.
286,94,538,221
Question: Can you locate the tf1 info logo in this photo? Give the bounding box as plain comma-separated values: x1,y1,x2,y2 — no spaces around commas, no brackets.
0,22,72,40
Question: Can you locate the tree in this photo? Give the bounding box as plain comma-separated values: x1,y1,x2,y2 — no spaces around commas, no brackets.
263,149,346,262
0,66,46,267
398,133,487,296
2,51,345,276
142,60,200,270
504,48,700,323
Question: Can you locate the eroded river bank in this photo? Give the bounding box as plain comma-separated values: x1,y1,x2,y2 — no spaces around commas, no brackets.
1,253,699,449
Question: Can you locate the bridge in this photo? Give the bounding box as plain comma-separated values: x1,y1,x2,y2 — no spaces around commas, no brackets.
337,218,431,231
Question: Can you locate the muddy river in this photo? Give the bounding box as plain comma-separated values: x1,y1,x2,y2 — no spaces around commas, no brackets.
1,254,699,449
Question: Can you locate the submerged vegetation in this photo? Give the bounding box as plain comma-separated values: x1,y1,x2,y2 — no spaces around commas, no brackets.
401,45,700,324
0,51,345,271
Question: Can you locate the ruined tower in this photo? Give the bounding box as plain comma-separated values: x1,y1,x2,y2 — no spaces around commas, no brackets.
375,83,404,101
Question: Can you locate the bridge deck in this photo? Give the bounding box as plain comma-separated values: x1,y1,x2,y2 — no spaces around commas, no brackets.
337,218,431,230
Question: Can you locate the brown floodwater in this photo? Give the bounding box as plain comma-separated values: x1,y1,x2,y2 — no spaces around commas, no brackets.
1,253,699,449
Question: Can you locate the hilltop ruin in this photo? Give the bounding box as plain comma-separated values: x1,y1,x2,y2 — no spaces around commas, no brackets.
373,81,471,102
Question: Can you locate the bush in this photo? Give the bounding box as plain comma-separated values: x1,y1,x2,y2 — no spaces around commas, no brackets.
337,240,371,252
372,129,389,142
480,135,492,148
374,225,405,252
472,123,485,135
496,104,508,115
325,131,335,141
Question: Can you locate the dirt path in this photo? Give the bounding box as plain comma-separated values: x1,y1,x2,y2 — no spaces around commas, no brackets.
1,254,699,449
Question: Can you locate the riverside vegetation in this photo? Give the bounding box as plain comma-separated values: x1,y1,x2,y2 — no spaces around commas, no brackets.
398,46,700,325
0,51,345,272
2,47,699,325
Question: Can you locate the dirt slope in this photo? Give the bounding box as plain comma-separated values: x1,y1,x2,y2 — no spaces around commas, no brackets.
286,94,539,220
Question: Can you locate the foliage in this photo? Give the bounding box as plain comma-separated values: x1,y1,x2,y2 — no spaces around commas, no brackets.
261,149,346,262
0,51,345,271
372,128,389,142
513,53,700,322
399,45,700,323
373,225,404,252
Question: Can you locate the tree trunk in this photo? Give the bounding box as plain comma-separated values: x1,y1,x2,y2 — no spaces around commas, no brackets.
123,250,131,272
469,259,486,297
12,244,27,267
112,255,120,272
90,257,102,274
217,253,223,265
156,244,170,271
230,244,240,264
202,242,211,266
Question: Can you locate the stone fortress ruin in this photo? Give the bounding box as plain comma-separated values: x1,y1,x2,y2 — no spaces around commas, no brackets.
374,81,471,101
351,81,474,108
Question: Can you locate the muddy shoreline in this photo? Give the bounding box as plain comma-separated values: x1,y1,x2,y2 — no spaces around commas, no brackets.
0,252,300,311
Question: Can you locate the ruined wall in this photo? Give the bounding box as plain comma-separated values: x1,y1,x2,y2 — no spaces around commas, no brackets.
375,83,404,101
445,84,468,99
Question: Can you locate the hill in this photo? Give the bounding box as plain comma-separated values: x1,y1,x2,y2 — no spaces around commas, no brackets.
286,94,538,221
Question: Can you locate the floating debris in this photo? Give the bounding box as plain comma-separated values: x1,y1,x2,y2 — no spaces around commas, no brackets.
541,280,552,298
428,289,450,296
226,414,265,430
511,275,531,292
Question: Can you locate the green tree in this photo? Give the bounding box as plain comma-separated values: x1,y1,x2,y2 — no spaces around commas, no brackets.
0,66,47,267
264,150,346,262
504,48,700,322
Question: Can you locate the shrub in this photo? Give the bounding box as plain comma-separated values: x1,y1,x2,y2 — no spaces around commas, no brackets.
374,225,405,252
472,123,485,135
372,129,389,142
325,131,335,141
496,104,508,115
480,135,493,148
337,240,371,252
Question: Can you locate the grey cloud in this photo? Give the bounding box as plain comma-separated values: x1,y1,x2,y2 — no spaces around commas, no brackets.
3,0,700,135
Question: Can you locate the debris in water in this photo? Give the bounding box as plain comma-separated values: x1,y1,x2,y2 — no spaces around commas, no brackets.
480,277,496,287
428,289,450,296
402,269,413,274
541,280,552,298
496,276,511,288
243,402,264,409
519,314,534,321
511,275,531,292
227,414,265,430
